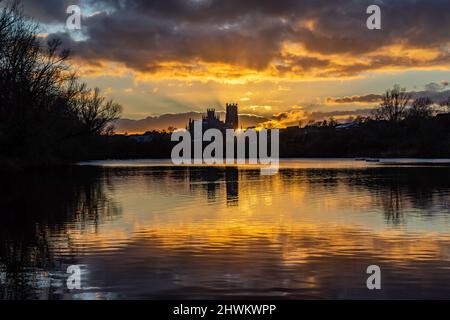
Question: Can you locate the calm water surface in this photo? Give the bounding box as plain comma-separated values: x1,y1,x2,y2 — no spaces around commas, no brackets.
1,159,450,299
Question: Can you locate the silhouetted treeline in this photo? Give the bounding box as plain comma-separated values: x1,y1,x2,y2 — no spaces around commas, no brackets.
279,118,450,158
100,85,450,159
0,2,121,169
279,85,450,157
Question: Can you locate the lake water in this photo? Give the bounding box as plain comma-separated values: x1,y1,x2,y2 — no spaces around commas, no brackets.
1,159,450,299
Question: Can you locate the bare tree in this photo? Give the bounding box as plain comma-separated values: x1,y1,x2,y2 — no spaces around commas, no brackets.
327,117,337,127
73,87,122,135
0,1,122,162
374,85,411,123
406,97,434,120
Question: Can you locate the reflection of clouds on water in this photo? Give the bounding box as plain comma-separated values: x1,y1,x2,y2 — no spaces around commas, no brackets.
71,223,450,299
1,164,450,299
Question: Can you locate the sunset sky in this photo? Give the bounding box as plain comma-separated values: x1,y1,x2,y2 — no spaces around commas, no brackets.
19,0,450,130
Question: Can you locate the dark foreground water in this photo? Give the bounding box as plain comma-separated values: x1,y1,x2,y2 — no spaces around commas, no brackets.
1,159,450,299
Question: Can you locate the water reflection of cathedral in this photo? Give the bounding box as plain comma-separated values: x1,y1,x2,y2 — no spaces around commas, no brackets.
189,167,239,206
225,168,239,206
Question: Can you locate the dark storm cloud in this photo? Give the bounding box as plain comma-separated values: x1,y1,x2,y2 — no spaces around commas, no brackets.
80,10,287,70
20,0,76,23
22,0,450,74
424,81,449,92
327,94,382,104
328,90,450,104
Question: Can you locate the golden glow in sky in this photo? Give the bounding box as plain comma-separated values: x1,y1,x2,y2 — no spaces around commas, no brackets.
32,0,450,127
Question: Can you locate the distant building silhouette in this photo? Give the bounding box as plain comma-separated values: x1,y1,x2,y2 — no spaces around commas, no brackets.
188,103,239,132
225,103,239,130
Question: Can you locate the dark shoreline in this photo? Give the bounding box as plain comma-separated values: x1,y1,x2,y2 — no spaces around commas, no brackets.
5,156,450,172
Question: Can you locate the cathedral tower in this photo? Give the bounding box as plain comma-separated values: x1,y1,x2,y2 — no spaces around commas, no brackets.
225,103,239,130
